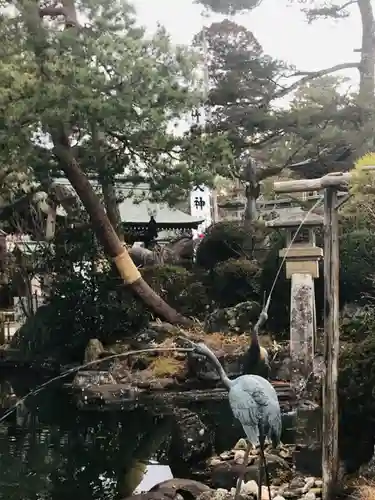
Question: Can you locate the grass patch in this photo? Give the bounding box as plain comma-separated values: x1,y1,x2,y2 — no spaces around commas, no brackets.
148,357,184,378
352,479,375,500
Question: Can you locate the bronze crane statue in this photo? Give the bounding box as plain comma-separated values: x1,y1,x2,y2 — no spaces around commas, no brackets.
184,339,281,500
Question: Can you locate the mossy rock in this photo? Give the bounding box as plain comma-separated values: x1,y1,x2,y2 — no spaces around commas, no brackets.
205,300,261,333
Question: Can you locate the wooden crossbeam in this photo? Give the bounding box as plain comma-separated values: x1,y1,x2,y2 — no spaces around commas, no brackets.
273,167,375,194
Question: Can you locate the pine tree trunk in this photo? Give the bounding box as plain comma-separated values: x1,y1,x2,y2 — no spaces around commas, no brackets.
92,125,124,241
52,131,191,326
243,157,259,226
357,0,375,108
19,0,192,327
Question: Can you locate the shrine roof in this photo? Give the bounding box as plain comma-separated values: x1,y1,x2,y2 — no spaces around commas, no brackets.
54,179,204,229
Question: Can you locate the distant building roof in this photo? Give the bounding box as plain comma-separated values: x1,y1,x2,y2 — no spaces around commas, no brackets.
53,179,204,229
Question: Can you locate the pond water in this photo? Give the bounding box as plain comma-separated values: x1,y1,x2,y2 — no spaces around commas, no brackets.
0,369,296,500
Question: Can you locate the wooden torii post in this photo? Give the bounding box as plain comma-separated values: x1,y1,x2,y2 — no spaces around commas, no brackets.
272,169,375,500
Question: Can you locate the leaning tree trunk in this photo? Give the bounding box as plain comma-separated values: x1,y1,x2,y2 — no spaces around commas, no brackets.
355,0,375,156
52,131,191,326
243,156,260,226
19,0,191,327
357,0,375,108
92,124,125,242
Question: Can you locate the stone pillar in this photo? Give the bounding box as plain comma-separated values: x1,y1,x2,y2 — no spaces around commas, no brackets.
279,245,323,460
290,272,315,376
279,245,323,378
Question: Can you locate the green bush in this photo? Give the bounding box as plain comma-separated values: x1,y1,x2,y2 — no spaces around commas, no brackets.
340,304,375,342
258,232,290,334
11,272,147,362
340,229,375,304
142,264,209,319
195,220,269,270
208,258,261,308
12,264,210,362
339,329,375,467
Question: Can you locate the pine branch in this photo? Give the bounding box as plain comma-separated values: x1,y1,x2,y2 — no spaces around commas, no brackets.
274,62,359,100
303,0,357,22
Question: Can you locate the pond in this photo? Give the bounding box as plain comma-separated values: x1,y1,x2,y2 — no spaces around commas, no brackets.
0,369,297,500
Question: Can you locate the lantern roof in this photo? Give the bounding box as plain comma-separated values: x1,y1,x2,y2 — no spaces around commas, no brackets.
266,207,323,228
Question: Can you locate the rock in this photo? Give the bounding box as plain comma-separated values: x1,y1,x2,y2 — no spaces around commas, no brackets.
120,493,172,500
304,493,316,500
273,496,286,500
234,450,246,464
204,301,261,334
169,409,213,466
289,478,306,489
211,454,291,490
83,338,104,363
208,458,222,467
277,484,289,495
214,489,231,500
72,370,116,388
150,479,211,500
198,490,231,500
307,488,321,496
211,462,258,489
282,491,302,499
197,492,215,500
313,481,322,488
220,452,234,461
148,378,176,391
234,439,248,451
260,486,271,500
302,478,315,493
241,480,258,497
271,479,283,487
187,349,244,383
135,322,179,347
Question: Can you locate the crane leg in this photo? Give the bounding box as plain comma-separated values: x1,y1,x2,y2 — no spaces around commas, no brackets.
234,441,252,500
259,433,272,500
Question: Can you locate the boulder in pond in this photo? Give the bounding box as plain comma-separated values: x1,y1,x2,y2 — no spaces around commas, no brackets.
150,478,211,499
204,301,261,334
210,454,291,489
169,409,213,467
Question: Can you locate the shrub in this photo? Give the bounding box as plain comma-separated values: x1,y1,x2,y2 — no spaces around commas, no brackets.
11,272,147,362
340,229,375,304
12,265,209,362
208,258,261,308
339,329,375,469
195,220,269,270
340,304,375,342
141,264,209,319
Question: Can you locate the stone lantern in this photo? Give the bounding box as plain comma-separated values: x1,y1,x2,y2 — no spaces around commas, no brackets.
267,210,323,375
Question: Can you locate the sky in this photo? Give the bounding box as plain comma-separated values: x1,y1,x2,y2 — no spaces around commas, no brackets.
132,0,363,85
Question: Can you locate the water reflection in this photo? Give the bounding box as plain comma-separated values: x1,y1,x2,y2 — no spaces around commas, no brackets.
0,370,295,500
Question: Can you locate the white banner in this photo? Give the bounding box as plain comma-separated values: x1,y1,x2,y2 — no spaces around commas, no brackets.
190,185,212,237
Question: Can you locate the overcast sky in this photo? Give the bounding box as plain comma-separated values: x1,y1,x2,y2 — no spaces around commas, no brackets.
132,0,363,85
